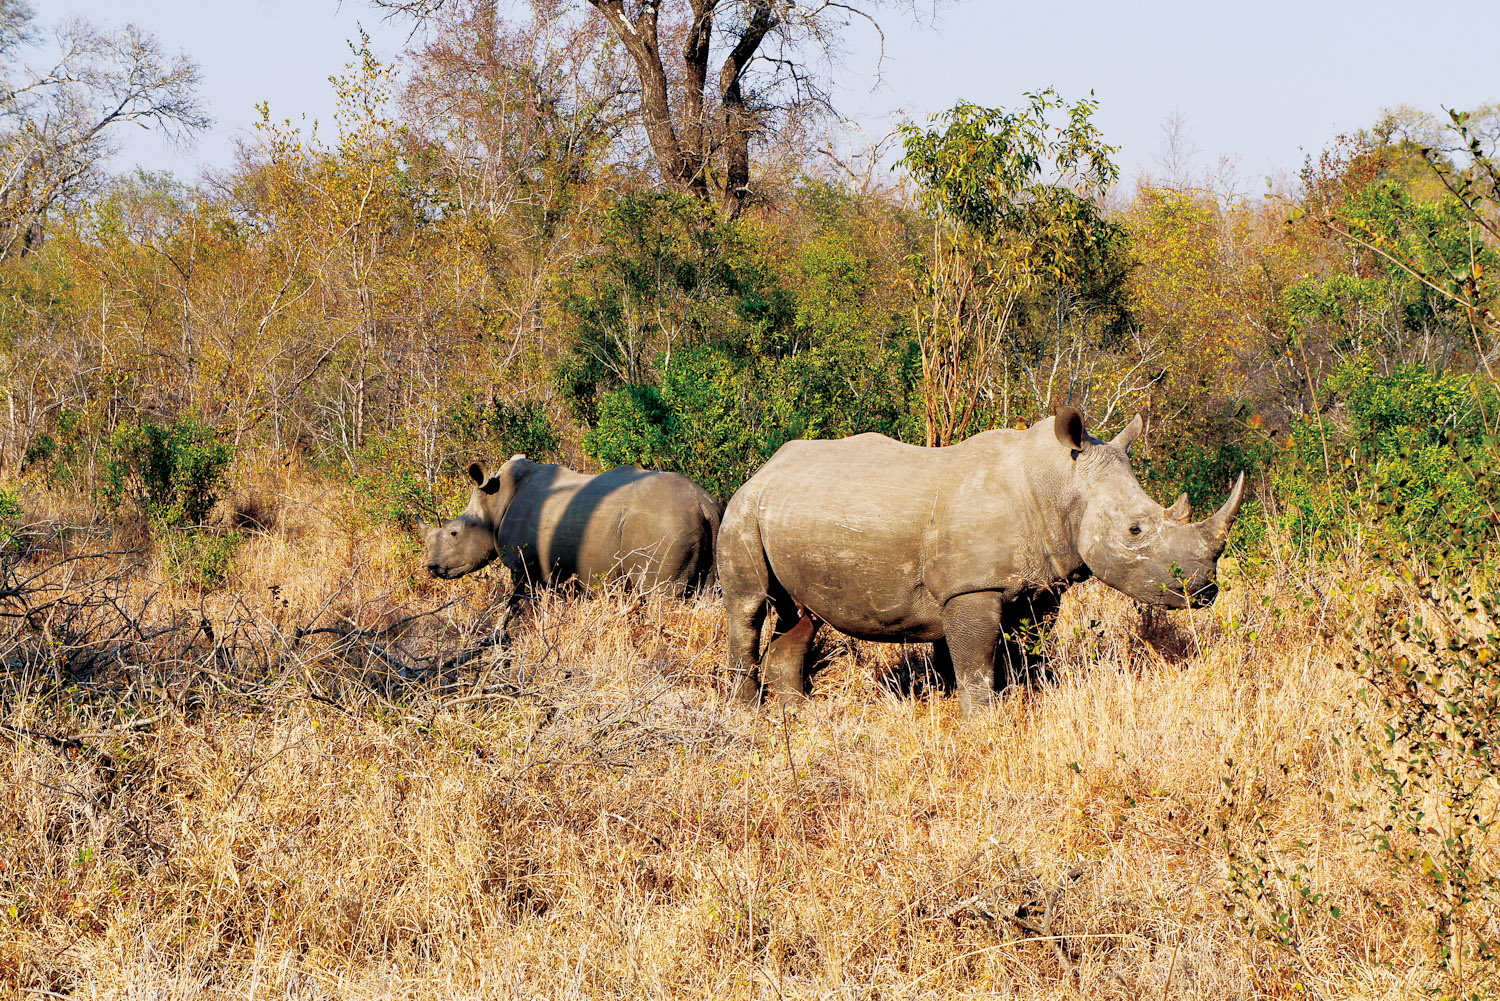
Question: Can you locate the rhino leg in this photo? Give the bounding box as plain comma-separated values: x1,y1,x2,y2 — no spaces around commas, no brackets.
724,563,772,704
940,591,1006,716
496,587,530,644
762,609,819,702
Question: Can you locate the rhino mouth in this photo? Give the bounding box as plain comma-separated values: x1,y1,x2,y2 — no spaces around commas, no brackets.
428,563,464,580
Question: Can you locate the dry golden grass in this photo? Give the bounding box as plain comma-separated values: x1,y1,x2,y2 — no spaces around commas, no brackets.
0,474,1489,999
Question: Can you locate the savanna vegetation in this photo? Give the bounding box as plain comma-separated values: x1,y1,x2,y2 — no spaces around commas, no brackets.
4,0,1500,996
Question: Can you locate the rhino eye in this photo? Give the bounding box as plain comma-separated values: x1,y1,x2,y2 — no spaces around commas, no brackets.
1129,524,1142,536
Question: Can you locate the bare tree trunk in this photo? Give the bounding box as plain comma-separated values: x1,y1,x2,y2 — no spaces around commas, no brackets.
588,0,706,196
680,0,714,182
718,2,776,216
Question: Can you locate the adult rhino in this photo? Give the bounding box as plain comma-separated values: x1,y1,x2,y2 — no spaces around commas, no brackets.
424,457,721,595
720,407,1245,713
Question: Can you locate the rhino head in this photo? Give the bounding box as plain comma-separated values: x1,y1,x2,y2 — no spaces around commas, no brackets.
1055,406,1244,609
422,455,533,579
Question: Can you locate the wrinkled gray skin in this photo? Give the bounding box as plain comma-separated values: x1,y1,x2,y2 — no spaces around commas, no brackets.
424,457,721,595
720,406,1245,713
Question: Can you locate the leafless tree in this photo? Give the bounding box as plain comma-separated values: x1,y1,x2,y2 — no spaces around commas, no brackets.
0,2,208,258
373,0,933,215
1150,107,1199,191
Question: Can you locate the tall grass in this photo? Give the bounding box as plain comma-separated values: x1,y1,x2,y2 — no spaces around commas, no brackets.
0,471,1485,999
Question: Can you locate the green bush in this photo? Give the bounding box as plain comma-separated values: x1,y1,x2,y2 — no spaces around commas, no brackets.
470,396,560,461
582,384,676,473
25,406,100,487
100,417,234,529
160,528,244,590
351,428,438,532
0,488,22,551
583,342,919,498
1271,359,1500,564
440,395,561,469
1137,404,1275,555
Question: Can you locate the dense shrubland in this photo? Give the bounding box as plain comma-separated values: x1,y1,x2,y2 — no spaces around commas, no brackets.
4,0,1500,996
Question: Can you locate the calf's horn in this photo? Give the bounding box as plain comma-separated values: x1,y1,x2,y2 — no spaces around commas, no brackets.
1199,472,1246,545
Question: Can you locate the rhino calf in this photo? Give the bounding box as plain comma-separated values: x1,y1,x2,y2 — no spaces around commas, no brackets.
719,407,1244,713
425,457,721,595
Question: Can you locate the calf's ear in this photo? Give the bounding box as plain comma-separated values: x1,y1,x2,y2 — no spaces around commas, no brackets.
470,461,504,495
1054,405,1089,452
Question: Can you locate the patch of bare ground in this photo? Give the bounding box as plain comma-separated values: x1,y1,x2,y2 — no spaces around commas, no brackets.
0,476,1475,999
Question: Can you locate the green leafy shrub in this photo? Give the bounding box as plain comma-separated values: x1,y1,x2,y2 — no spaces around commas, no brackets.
1271,360,1498,564
1138,404,1276,555
345,398,560,532
582,384,676,473
486,398,561,460
25,406,101,487
441,395,560,464
100,418,234,529
0,488,22,551
95,417,239,588
351,428,439,532
556,191,777,424
584,342,919,498
160,528,244,590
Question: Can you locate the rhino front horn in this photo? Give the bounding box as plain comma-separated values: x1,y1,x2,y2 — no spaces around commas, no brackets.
1200,472,1246,545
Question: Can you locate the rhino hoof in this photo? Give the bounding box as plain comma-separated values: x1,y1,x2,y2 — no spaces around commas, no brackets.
733,674,765,705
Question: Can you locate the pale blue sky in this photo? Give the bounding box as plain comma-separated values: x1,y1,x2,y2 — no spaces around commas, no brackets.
37,0,1500,192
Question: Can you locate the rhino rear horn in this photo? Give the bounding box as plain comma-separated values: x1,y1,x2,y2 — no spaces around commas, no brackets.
1200,472,1246,545
1110,414,1144,452
1164,492,1190,524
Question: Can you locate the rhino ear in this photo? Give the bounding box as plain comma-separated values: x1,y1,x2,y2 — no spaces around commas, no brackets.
1111,415,1144,453
468,461,488,486
1164,492,1191,524
1054,405,1089,452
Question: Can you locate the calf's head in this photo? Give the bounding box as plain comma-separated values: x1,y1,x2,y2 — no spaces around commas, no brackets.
423,456,532,579
1054,407,1244,608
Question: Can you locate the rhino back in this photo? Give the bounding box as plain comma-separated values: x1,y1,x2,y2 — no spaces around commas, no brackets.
493,464,600,583
498,464,717,588
615,471,720,589
736,429,1080,638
